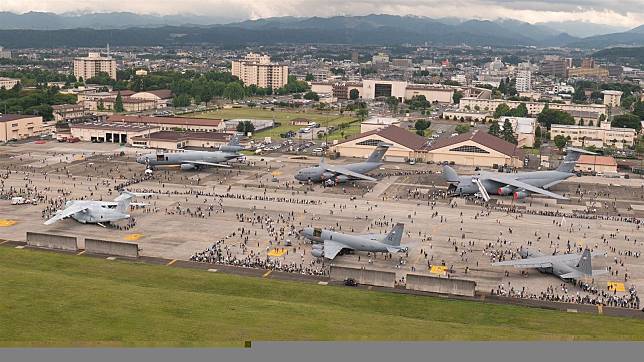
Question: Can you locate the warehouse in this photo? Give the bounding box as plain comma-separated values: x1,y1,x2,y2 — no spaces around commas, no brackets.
130,131,241,150
331,126,429,162
425,130,524,168
106,115,226,132
70,122,159,144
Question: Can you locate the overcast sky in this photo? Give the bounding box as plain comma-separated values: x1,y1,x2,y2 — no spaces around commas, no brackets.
2,0,644,27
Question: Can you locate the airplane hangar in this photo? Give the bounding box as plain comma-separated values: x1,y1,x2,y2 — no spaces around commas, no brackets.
330,125,430,162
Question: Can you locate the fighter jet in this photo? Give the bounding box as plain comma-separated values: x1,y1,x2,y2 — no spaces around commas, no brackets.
44,191,151,227
492,248,607,280
294,143,391,185
442,147,596,201
136,134,244,171
300,223,408,260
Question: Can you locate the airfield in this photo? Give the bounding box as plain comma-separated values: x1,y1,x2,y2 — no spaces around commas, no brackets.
1,140,644,305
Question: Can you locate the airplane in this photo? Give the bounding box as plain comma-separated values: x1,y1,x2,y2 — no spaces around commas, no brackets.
442,147,596,201
300,223,408,260
44,191,151,227
492,248,608,280
294,142,391,185
136,134,244,171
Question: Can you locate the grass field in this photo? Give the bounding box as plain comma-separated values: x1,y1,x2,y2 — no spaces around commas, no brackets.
1,247,644,347
186,108,360,140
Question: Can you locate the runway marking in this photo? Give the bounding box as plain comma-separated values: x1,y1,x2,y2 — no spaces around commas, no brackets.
430,265,448,275
124,233,144,241
263,270,273,278
166,259,177,266
607,281,625,292
77,250,86,256
317,281,328,285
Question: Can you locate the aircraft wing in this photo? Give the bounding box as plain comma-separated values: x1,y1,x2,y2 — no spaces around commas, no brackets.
323,165,376,182
44,204,88,225
493,253,580,268
485,175,568,200
184,160,232,168
323,239,350,260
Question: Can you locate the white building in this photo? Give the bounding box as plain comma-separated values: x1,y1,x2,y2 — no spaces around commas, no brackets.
372,53,390,64
73,52,117,81
515,70,532,92
0,46,11,59
550,122,636,149
231,53,288,90
497,116,536,148
362,80,454,103
602,90,623,108
360,117,400,133
0,77,19,90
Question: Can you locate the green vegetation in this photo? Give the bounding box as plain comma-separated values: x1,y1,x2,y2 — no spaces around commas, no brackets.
537,108,576,129
114,91,124,113
455,124,471,134
501,119,518,144
554,134,568,151
611,113,642,132
236,120,255,135
0,84,77,121
493,103,528,118
2,247,644,347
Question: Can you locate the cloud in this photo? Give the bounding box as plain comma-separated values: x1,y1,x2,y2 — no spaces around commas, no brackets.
1,0,643,27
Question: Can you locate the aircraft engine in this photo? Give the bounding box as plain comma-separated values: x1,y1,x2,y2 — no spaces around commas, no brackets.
497,185,514,195
219,145,243,153
180,164,197,171
311,248,324,258
335,175,349,183
513,190,529,200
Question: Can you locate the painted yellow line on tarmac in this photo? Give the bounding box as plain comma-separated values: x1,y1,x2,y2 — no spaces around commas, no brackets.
263,270,273,278
77,250,86,256
167,259,177,266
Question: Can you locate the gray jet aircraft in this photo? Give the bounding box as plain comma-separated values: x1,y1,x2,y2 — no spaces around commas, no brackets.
492,248,607,280
136,134,244,171
442,147,596,201
300,223,408,260
294,143,391,184
44,191,151,227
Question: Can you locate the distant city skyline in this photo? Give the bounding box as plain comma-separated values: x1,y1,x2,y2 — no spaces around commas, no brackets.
1,0,643,28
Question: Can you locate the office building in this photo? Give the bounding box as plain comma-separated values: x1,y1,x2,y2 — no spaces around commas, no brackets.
0,115,46,142
458,97,607,120
372,53,390,64
73,52,117,81
550,123,636,150
602,90,623,108
540,58,567,78
0,77,19,90
515,70,532,92
231,53,288,90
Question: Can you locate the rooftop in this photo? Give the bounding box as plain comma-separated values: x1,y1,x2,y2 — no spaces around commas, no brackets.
337,125,428,151
131,131,234,142
0,114,39,123
577,155,617,167
427,129,524,158
72,122,157,132
107,115,223,127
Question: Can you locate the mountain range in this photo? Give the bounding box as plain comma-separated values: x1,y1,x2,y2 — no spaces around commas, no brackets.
0,13,641,49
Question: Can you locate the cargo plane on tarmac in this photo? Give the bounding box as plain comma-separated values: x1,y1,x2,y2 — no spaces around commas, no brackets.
442,147,596,201
44,191,152,227
492,248,607,280
300,223,408,260
136,134,244,171
294,143,391,185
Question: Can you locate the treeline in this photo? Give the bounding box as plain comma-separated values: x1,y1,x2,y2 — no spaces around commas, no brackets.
0,84,77,121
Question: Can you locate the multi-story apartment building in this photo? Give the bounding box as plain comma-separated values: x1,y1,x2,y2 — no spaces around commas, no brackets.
231,53,289,90
550,123,636,150
458,97,607,121
73,52,117,81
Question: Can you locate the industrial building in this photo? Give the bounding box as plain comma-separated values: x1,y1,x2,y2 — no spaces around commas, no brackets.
425,130,524,168
70,122,158,144
130,131,241,150
0,114,46,142
52,104,88,122
106,115,226,132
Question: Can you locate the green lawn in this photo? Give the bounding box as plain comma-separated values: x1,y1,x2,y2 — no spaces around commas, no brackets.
1,247,644,347
186,107,361,140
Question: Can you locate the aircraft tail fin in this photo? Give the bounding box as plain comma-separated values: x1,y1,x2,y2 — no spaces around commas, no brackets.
228,133,241,146
366,142,391,163
115,191,153,213
442,165,460,183
556,147,596,173
574,248,593,276
383,223,404,246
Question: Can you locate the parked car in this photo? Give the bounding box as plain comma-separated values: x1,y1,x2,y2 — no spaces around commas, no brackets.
344,278,358,287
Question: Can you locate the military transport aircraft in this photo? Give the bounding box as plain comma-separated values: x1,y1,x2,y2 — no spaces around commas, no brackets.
294,143,391,185
136,134,244,171
492,248,607,280
300,223,408,260
442,147,596,201
44,191,151,227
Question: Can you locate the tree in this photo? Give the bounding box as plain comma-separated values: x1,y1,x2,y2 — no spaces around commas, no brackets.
513,103,528,117
537,109,575,129
236,121,255,135
553,134,568,151
223,82,245,101
494,103,512,118
349,88,359,100
452,90,463,104
488,121,501,136
172,94,191,108
385,96,399,112
414,119,431,131
416,129,425,137
114,91,124,113
611,113,642,131
303,91,320,101
305,74,314,81
356,107,368,121
455,124,470,134
633,101,644,120
501,119,517,144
